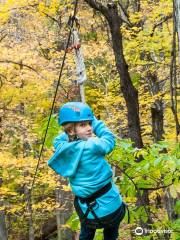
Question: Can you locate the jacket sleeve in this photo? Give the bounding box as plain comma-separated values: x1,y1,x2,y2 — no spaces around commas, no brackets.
48,133,85,177
90,117,115,155
53,132,69,150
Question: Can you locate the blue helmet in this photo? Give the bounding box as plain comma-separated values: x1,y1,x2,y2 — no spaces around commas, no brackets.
58,102,94,125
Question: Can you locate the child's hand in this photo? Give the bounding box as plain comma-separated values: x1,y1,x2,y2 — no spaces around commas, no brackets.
92,117,101,135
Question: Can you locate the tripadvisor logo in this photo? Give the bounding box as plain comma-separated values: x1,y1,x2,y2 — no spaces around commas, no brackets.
134,227,143,235
134,227,172,235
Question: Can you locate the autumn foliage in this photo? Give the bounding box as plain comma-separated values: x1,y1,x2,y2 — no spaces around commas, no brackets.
0,0,179,239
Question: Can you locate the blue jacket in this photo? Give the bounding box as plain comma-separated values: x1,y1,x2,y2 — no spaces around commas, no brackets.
48,118,122,219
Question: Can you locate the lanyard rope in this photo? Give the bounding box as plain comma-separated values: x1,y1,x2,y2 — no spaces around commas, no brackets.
28,0,79,203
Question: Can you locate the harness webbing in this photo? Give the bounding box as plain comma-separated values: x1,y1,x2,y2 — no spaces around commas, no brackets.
78,182,112,204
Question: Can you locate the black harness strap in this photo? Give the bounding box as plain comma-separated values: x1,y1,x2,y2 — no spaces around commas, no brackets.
75,182,112,226
74,182,128,229
78,182,112,204
85,201,102,225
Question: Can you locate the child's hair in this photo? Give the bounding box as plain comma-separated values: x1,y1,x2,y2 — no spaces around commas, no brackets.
62,122,74,133
62,122,76,142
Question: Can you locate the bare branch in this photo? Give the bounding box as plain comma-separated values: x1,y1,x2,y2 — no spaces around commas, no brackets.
0,97,13,110
0,79,3,89
42,12,62,28
0,34,7,42
139,182,173,191
131,0,140,12
118,1,133,27
0,60,39,74
0,74,6,89
0,60,51,81
150,14,172,37
0,4,38,14
123,0,130,11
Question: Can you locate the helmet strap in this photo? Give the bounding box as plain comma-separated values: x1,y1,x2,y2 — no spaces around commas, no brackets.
73,123,80,141
66,123,79,142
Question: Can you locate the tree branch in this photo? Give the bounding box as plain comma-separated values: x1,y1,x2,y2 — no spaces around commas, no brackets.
120,168,139,191
0,59,51,81
120,166,176,191
139,182,173,190
117,1,132,27
0,60,39,74
0,34,7,42
0,4,38,13
0,74,6,89
84,0,109,18
150,14,172,37
0,97,13,110
42,12,62,28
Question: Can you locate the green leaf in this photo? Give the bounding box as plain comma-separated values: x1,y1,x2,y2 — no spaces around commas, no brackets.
66,211,80,231
154,157,161,166
38,114,60,148
174,200,180,214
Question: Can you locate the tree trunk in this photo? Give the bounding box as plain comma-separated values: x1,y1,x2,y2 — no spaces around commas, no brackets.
175,0,180,64
24,172,34,240
146,71,164,142
151,100,164,142
0,178,8,240
170,1,180,139
55,176,74,240
107,8,143,148
55,176,63,240
84,0,143,148
164,189,178,221
0,117,2,143
0,210,7,240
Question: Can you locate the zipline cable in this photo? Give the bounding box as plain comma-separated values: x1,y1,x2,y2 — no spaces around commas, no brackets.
28,0,79,202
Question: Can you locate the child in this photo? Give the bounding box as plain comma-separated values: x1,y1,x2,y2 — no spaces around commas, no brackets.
48,102,126,240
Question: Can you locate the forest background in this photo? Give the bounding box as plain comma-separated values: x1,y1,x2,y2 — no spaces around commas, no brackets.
0,0,179,240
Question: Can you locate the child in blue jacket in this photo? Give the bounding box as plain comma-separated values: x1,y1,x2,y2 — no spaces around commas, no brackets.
48,102,126,240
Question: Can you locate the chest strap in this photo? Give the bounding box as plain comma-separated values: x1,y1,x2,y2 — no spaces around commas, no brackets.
78,182,112,204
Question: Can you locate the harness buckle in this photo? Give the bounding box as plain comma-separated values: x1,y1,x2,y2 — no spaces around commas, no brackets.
88,200,96,211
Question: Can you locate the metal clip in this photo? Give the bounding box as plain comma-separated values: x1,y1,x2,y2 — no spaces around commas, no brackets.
88,201,96,211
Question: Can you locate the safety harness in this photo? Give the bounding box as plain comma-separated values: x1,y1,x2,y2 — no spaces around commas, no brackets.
74,182,128,229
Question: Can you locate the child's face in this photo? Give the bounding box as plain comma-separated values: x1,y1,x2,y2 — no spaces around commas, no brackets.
75,121,93,140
